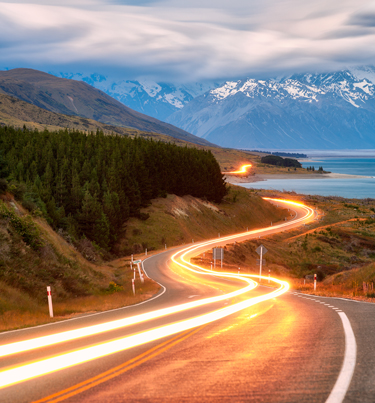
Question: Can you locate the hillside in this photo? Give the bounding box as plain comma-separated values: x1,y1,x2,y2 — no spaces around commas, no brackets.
0,183,286,331
198,187,375,301
166,66,375,149
0,68,213,146
0,126,227,255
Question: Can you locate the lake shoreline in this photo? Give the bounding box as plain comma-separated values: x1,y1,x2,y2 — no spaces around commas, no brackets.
225,172,373,184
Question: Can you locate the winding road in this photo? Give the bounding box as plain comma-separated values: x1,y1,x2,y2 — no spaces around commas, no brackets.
0,199,373,402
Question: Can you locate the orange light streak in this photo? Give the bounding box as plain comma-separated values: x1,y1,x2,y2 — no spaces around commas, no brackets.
223,164,252,174
0,198,314,389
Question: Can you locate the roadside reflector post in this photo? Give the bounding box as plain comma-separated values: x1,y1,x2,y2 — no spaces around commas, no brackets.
47,286,53,318
145,248,147,256
304,278,306,285
238,267,240,274
247,227,248,231
218,233,220,238
256,244,268,283
165,244,167,249
271,222,272,226
314,273,317,291
268,270,270,283
132,279,135,295
136,262,144,283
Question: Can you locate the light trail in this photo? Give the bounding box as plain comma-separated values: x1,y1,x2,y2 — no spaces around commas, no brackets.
0,198,315,389
0,275,287,389
223,164,252,174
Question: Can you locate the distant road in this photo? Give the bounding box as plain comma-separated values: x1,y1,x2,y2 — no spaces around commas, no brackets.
0,199,373,402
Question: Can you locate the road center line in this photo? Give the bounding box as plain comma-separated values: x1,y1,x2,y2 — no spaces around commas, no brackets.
325,312,357,403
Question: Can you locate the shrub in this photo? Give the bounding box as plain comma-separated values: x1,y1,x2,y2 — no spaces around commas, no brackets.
0,202,43,250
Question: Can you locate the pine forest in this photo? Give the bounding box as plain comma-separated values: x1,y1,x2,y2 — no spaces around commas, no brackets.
0,127,227,253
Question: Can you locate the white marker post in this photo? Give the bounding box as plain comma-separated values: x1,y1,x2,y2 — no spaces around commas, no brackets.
145,248,147,256
256,244,268,283
137,262,144,283
268,269,271,283
133,260,144,283
238,267,240,274
132,279,135,295
314,273,317,291
165,244,167,249
47,286,53,318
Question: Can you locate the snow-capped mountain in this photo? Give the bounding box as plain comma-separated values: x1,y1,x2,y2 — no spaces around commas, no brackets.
166,66,375,149
50,72,218,121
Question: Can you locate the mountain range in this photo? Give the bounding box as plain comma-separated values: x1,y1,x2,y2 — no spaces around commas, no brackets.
0,68,212,146
51,72,218,122
166,66,375,149
2,66,375,150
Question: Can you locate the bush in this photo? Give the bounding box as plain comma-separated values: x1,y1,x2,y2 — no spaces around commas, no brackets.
105,281,123,294
0,202,44,250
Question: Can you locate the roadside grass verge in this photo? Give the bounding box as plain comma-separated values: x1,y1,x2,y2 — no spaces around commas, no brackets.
0,278,159,332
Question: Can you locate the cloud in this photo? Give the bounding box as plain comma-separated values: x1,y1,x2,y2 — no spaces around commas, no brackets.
1,0,375,81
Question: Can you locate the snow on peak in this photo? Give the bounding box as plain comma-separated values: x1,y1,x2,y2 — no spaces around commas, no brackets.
137,79,162,98
208,68,375,108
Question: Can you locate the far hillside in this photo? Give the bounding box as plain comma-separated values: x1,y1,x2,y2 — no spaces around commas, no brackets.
0,68,213,146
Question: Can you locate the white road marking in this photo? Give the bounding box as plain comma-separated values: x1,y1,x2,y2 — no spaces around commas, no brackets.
325,312,357,403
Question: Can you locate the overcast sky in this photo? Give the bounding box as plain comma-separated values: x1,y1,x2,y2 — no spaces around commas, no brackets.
1,0,375,82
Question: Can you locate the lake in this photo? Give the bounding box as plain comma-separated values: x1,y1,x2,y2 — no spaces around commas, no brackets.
239,157,375,199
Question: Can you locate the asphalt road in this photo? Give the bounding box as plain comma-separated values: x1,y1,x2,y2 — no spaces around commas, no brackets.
0,199,372,402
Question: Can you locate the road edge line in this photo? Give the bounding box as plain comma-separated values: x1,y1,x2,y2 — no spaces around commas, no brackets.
325,312,357,403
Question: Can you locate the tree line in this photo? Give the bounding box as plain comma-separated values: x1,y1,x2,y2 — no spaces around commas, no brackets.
260,155,302,168
306,166,324,172
0,126,227,251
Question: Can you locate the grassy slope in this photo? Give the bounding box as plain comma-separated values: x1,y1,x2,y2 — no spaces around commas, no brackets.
115,185,286,255
0,195,159,331
199,187,375,301
0,185,286,331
